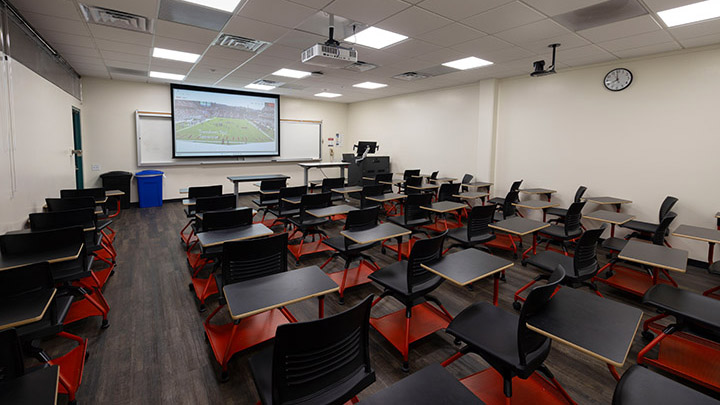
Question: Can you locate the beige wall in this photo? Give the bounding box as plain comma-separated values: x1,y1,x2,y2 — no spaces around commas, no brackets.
347,82,496,181
0,58,80,233
81,77,348,202
495,46,720,261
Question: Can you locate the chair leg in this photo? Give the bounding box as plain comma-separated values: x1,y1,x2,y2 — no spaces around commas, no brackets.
402,307,411,372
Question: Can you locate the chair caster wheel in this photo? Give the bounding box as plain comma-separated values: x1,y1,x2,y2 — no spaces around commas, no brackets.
198,304,207,313
338,297,345,305
454,338,461,346
642,330,655,341
68,400,77,405
295,260,300,266
85,352,90,362
500,273,506,282
219,371,230,383
521,260,527,267
188,283,194,291
381,247,386,254
513,254,518,260
101,319,110,329
110,270,116,276
512,301,522,311
466,284,474,291
204,332,209,343
401,362,409,373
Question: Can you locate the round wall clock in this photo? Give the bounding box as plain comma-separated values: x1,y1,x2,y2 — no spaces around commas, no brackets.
604,68,633,91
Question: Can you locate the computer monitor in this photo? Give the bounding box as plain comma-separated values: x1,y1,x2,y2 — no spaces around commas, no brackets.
355,141,377,157
342,153,355,163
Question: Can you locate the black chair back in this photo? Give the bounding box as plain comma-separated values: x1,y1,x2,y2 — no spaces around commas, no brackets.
0,226,84,258
300,192,332,221
321,177,345,193
278,186,307,214
658,196,678,223
517,265,565,366
375,173,394,193
460,174,473,192
60,188,105,200
0,262,54,300
345,207,379,232
29,208,97,248
467,205,496,241
652,212,677,246
406,231,447,293
572,226,604,278
500,190,519,219
404,193,432,224
222,233,288,286
437,183,461,202
429,171,439,181
360,184,384,209
260,179,287,192
573,186,587,203
202,208,253,232
510,180,523,192
188,185,223,199
46,196,95,212
564,201,586,235
194,195,236,213
405,176,423,195
403,169,420,180
270,295,375,404
0,329,25,381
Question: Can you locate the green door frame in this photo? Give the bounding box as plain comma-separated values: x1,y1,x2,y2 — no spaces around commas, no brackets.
72,108,83,189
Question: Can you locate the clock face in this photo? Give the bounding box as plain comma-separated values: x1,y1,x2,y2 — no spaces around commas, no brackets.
604,68,633,91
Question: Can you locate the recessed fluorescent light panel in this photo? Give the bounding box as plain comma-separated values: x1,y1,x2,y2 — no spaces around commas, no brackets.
149,71,186,80
353,81,387,89
180,0,243,13
442,56,493,70
658,0,720,27
344,27,407,49
152,47,200,63
315,92,342,98
272,68,311,79
245,83,276,91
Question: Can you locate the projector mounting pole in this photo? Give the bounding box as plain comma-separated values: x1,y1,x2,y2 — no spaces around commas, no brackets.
325,14,340,46
547,43,560,71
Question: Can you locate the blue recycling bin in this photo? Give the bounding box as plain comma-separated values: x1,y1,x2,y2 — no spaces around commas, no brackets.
135,170,163,208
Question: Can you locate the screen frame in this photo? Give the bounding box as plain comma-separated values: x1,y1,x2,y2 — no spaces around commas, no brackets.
170,83,281,159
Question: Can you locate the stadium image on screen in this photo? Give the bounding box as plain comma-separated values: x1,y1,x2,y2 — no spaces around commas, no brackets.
171,84,280,158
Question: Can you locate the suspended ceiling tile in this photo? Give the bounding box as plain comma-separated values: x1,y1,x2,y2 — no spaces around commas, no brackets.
678,32,720,48
451,35,514,55
19,12,89,35
42,30,96,49
414,47,467,64
641,0,698,13
154,20,220,45
375,6,453,37
260,44,303,60
669,18,720,40
522,32,589,54
577,15,661,43
158,0,232,31
562,53,618,66
14,0,81,20
417,0,514,21
495,19,569,44
556,44,614,60
274,30,326,49
104,59,150,71
239,0,317,28
611,41,681,58
598,30,674,52
462,2,545,34
100,50,150,64
223,15,291,43
323,0,410,25
61,53,105,65
95,38,152,56
285,0,333,8
87,24,153,46
521,0,608,17
481,45,534,63
382,39,442,58
415,23,486,47
148,60,193,74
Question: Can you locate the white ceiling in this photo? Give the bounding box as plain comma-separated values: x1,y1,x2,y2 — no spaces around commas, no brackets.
9,0,720,102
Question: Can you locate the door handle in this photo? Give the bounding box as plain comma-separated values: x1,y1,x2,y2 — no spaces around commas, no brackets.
72,149,83,157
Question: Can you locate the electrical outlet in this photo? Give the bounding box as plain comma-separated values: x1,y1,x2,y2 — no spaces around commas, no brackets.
91,164,100,171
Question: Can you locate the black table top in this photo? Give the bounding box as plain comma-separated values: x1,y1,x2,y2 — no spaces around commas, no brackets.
360,363,483,405
195,208,256,221
520,188,557,194
583,196,632,205
297,162,349,168
197,224,272,248
614,365,720,405
0,243,84,271
513,200,559,209
281,196,302,204
672,224,720,244
182,198,196,206
341,223,411,244
422,201,466,213
489,217,550,236
583,210,634,225
0,365,58,405
422,248,512,286
307,204,358,218
643,285,720,330
224,266,338,320
366,193,407,202
331,186,363,194
105,189,125,197
0,288,56,330
618,240,687,273
454,192,488,199
227,174,290,182
406,183,439,190
526,288,643,367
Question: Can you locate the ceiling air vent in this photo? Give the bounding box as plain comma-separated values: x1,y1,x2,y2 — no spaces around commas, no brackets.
392,72,430,81
216,34,270,53
344,61,378,73
79,4,153,33
255,79,284,87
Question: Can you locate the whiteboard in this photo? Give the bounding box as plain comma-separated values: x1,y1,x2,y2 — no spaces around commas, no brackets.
136,111,321,166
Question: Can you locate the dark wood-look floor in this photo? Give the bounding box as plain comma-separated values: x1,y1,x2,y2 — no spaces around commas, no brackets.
39,197,720,404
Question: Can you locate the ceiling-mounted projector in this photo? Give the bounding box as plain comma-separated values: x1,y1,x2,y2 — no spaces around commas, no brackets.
531,43,560,77
301,13,357,68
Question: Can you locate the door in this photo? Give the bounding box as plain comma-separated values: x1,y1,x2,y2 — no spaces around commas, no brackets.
71,108,83,189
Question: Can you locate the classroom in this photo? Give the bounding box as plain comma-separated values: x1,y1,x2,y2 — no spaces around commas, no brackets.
1,0,719,403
